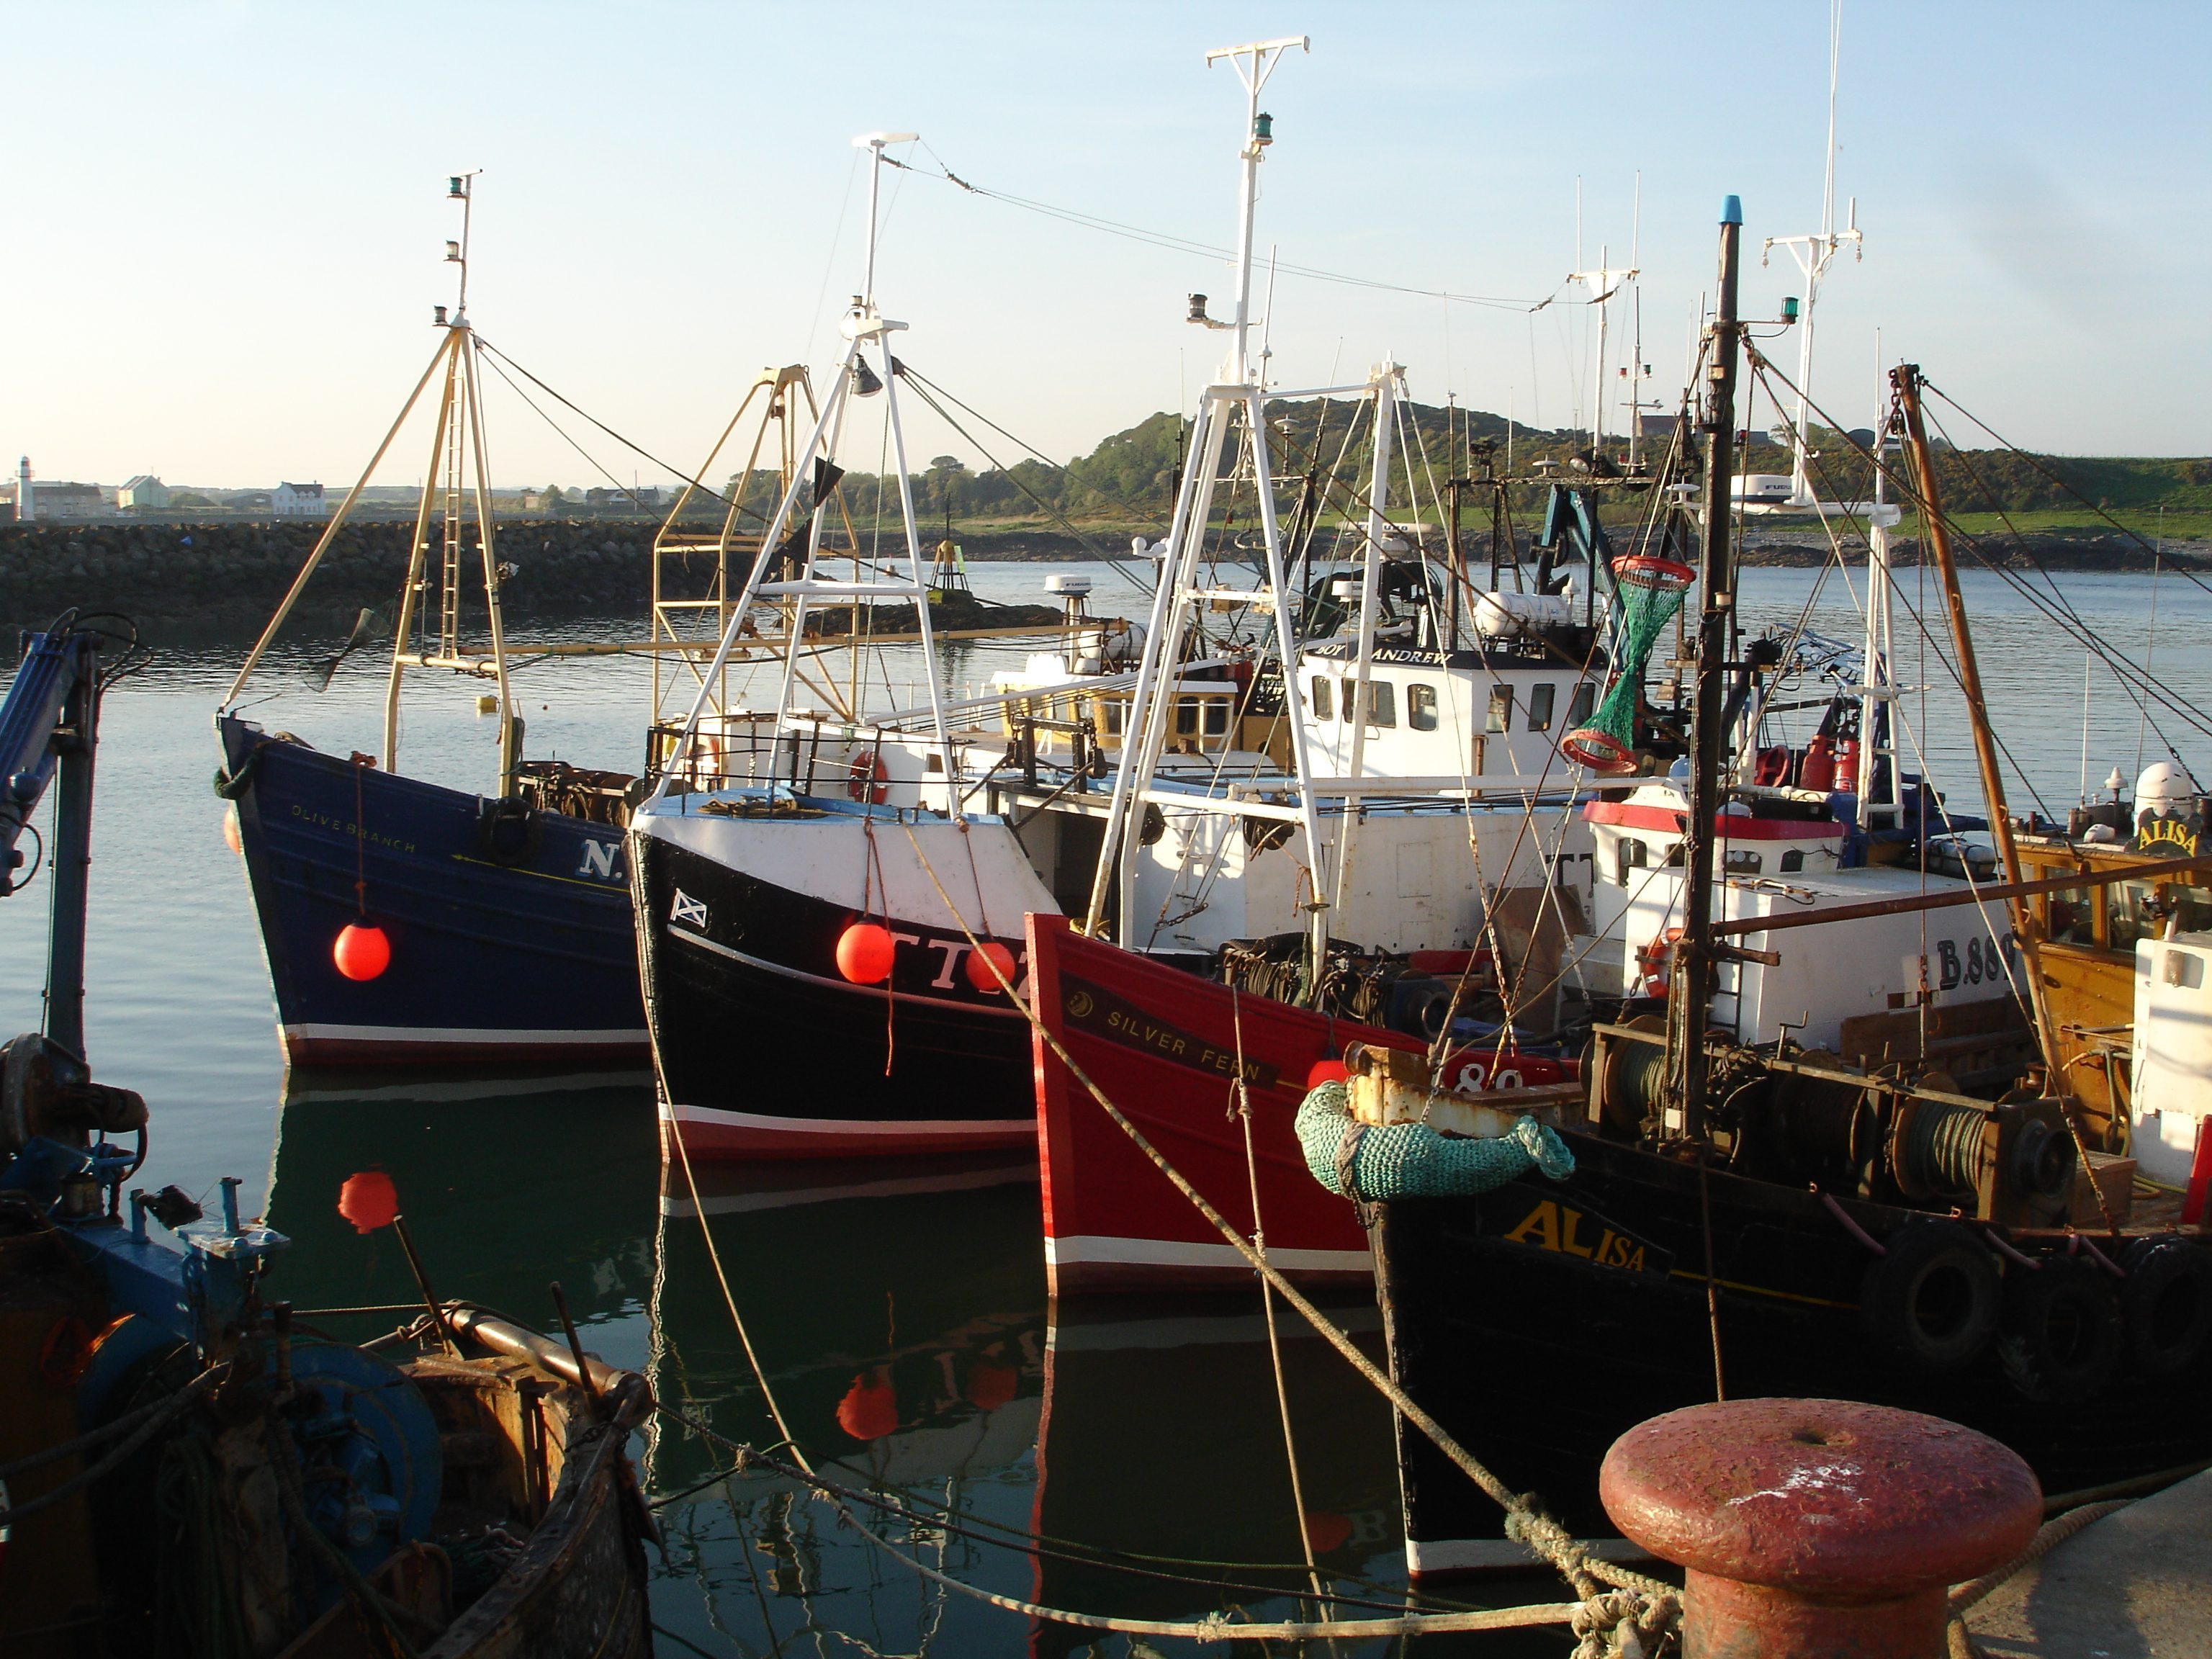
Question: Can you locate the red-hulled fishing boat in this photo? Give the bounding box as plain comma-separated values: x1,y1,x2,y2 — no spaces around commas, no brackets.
1027,914,1573,1292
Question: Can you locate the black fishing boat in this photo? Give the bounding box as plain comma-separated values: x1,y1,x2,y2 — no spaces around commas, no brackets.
1357,204,2212,1578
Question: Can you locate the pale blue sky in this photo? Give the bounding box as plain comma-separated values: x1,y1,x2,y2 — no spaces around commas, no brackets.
3,1,2204,490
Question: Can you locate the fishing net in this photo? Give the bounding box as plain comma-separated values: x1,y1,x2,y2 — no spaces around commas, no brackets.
1559,554,1696,774
1295,1080,1575,1200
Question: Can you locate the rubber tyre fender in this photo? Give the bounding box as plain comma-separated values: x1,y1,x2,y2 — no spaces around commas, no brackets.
475,795,541,866
1997,1255,2124,1405
1858,1218,2001,1375
2118,1238,2212,1380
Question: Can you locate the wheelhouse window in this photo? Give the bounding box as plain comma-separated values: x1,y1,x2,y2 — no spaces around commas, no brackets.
1408,683,1439,732
1202,698,1230,737
1566,682,1596,727
1527,683,1557,732
1724,849,1763,875
1175,699,1198,736
1485,685,1513,733
1310,675,1333,721
2044,886,2097,948
1615,837,1647,886
1367,680,1397,728
1779,848,1804,873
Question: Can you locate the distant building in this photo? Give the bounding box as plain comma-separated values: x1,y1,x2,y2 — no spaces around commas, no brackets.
583,485,660,513
272,481,328,518
118,475,170,512
32,482,104,520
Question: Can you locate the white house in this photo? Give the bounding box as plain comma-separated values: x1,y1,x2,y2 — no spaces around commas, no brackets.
272,481,328,518
118,475,169,512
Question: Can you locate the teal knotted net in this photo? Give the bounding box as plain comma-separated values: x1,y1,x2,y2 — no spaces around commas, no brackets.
1295,1080,1575,1201
1560,554,1696,774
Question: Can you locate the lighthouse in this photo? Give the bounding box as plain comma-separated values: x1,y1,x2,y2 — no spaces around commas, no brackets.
14,457,29,523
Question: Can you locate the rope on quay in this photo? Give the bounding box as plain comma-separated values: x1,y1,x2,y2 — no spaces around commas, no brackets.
896,824,1683,1658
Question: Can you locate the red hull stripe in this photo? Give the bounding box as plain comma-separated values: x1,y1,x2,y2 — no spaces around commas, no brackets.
1581,800,1845,839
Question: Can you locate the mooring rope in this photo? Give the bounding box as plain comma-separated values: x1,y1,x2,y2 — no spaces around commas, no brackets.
894,824,1682,1633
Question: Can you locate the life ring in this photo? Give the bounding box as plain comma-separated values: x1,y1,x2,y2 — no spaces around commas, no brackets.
1635,927,1683,998
1858,1219,2000,1374
1995,1254,2123,1403
848,747,890,805
2118,1238,2212,1379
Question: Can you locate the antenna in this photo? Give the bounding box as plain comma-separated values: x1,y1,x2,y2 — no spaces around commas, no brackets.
1199,35,1308,385
1759,0,1861,507
852,131,920,306
446,171,480,320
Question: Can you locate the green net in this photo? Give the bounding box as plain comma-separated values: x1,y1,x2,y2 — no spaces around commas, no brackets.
1560,555,1695,773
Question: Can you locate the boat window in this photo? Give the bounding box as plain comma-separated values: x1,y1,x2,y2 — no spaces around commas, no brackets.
1310,676,1333,721
1408,683,1439,732
1725,849,1763,875
2109,881,2168,954
1615,837,1647,885
2170,884,2212,934
1486,685,1513,733
1202,698,1229,737
1103,701,1124,736
1175,699,1199,737
2044,885,2097,948
1779,848,1804,873
1527,683,1557,732
1367,681,1397,728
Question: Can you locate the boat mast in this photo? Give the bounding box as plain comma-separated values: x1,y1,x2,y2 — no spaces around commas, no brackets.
1856,400,1903,831
1668,197,1748,1142
1082,37,1333,971
652,133,957,804
1892,364,2062,1084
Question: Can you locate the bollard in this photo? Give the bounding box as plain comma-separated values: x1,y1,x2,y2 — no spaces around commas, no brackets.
1599,1398,2041,1658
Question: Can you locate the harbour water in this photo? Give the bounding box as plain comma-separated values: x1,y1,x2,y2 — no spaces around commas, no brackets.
4,562,2206,1654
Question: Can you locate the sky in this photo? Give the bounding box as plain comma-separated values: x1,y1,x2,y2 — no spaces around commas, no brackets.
2,1,2206,492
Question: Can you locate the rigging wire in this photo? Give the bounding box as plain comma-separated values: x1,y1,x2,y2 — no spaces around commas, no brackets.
900,144,1563,315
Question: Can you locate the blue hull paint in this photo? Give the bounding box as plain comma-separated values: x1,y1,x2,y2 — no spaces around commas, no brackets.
220,715,648,1064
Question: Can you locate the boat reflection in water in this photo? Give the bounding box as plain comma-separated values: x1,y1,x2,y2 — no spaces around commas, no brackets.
265,1066,661,1336
645,1151,1050,1652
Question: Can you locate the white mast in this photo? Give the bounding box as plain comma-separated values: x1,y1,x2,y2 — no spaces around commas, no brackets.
1568,178,1637,459
1083,36,1340,966
1762,0,1862,507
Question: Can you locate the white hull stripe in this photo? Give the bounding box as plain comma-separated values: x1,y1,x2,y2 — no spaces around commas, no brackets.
1406,1537,1655,1576
1043,1233,1372,1276
664,1102,1033,1138
284,1022,647,1046
667,924,1028,1020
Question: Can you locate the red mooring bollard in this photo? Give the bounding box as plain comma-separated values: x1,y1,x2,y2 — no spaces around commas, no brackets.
1599,1398,2042,1658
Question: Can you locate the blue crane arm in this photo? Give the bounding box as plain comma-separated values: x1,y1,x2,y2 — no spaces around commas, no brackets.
0,626,98,885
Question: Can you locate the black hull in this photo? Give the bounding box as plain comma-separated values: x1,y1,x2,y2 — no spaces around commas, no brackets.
1372,1132,2212,1575
633,827,1036,1156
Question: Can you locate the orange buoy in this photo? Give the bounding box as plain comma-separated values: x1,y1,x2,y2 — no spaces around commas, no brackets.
836,922,896,984
964,942,1016,993
337,1169,399,1233
836,1369,898,1441
333,922,392,981
1307,1057,1348,1090
222,806,243,855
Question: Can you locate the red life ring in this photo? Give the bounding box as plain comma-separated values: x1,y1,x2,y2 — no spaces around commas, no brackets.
848,747,890,805
1636,927,1683,998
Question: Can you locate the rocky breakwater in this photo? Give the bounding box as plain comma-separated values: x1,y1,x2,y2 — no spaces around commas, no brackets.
0,519,660,643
